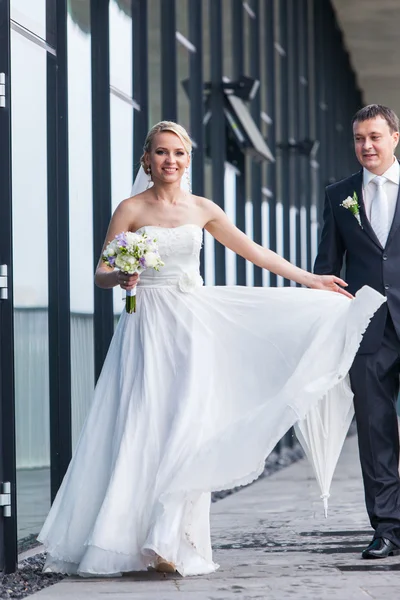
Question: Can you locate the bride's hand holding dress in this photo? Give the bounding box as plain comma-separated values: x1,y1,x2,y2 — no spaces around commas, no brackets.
203,199,353,297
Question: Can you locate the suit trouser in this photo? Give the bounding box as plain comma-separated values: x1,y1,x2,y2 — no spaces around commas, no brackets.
350,313,400,545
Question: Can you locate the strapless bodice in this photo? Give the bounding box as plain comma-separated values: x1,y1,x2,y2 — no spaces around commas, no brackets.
135,224,203,290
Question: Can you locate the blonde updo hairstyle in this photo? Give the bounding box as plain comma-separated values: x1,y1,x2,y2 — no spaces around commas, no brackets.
140,121,192,173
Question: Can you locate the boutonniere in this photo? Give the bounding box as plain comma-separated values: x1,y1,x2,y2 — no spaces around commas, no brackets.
341,192,362,228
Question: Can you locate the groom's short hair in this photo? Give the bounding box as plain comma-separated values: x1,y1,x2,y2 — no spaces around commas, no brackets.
352,104,399,133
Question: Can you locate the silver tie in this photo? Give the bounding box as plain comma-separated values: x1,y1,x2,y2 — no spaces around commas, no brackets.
370,175,389,247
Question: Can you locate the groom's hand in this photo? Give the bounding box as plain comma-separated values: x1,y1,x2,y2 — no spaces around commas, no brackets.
311,274,354,299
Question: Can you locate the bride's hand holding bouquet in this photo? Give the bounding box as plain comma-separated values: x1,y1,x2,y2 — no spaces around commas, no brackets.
102,231,164,313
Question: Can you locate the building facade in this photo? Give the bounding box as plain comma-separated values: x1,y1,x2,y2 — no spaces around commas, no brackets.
0,0,361,572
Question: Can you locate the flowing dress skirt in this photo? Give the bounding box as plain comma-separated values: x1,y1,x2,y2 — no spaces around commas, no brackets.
38,283,385,576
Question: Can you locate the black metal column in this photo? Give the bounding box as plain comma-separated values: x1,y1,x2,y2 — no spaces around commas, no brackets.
47,0,72,499
298,0,312,271
189,0,204,198
0,0,17,574
188,0,205,276
313,0,327,224
289,0,302,275
324,4,336,185
249,0,263,286
232,0,246,285
278,0,290,284
265,0,277,286
334,27,346,181
132,0,149,177
209,0,226,285
91,0,114,381
161,0,177,121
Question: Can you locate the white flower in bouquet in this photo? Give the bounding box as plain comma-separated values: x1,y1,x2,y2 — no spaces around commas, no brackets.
143,251,160,269
115,254,138,273
124,232,142,247
102,231,164,313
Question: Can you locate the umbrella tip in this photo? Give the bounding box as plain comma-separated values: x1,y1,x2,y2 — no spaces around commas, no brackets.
321,493,330,518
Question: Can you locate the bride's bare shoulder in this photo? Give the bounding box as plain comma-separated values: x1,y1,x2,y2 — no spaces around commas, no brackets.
116,192,152,213
191,194,216,211
126,189,153,204
191,195,222,218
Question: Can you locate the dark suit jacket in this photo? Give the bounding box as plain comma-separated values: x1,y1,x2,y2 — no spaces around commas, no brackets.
314,166,400,354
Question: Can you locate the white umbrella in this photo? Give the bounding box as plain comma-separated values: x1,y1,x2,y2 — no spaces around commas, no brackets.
294,377,355,517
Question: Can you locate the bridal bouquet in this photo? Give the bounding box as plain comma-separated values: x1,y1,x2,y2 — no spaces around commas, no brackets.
102,232,164,313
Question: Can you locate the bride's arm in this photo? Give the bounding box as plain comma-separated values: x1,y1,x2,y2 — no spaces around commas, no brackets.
94,200,139,291
204,201,352,297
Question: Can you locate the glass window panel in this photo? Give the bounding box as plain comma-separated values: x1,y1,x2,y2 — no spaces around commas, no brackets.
68,0,91,35
289,205,297,286
259,0,268,136
11,0,46,40
276,201,284,287
176,0,188,37
109,0,133,96
244,1,251,77
224,164,237,285
202,1,210,85
245,200,254,286
67,5,95,450
204,162,214,286
177,42,190,134
176,0,191,133
110,94,134,315
222,0,233,80
148,0,161,124
11,30,50,542
300,205,308,271
262,200,270,286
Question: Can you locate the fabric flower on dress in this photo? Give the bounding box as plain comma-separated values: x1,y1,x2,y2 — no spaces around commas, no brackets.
178,270,204,293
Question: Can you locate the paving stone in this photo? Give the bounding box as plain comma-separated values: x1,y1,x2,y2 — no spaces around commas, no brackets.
27,435,400,599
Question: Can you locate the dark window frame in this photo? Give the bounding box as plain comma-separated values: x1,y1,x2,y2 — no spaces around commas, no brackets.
0,0,17,575
47,0,73,501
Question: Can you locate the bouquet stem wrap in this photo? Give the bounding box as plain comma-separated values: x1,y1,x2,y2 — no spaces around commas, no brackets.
126,288,137,314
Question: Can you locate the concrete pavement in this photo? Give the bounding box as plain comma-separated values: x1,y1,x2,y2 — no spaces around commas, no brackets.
28,435,400,599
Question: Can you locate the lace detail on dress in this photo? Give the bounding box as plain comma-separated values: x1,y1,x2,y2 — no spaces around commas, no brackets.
136,225,203,258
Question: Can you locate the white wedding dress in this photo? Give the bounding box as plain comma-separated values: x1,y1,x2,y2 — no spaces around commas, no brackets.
38,224,385,576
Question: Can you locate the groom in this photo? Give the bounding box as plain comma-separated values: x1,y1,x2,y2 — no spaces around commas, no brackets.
315,104,400,559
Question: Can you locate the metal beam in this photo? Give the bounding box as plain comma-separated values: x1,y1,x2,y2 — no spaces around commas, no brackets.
161,0,177,121
0,0,17,574
278,0,291,284
209,0,226,285
249,0,263,287
265,0,277,286
232,0,246,285
91,0,114,381
132,0,149,178
188,0,205,277
47,0,72,500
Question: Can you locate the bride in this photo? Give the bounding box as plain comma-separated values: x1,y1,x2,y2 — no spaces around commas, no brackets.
38,121,385,577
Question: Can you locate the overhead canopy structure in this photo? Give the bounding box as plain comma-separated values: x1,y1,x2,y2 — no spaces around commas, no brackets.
332,0,400,120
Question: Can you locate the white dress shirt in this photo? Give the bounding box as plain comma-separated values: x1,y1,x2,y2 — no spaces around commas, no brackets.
363,158,400,230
